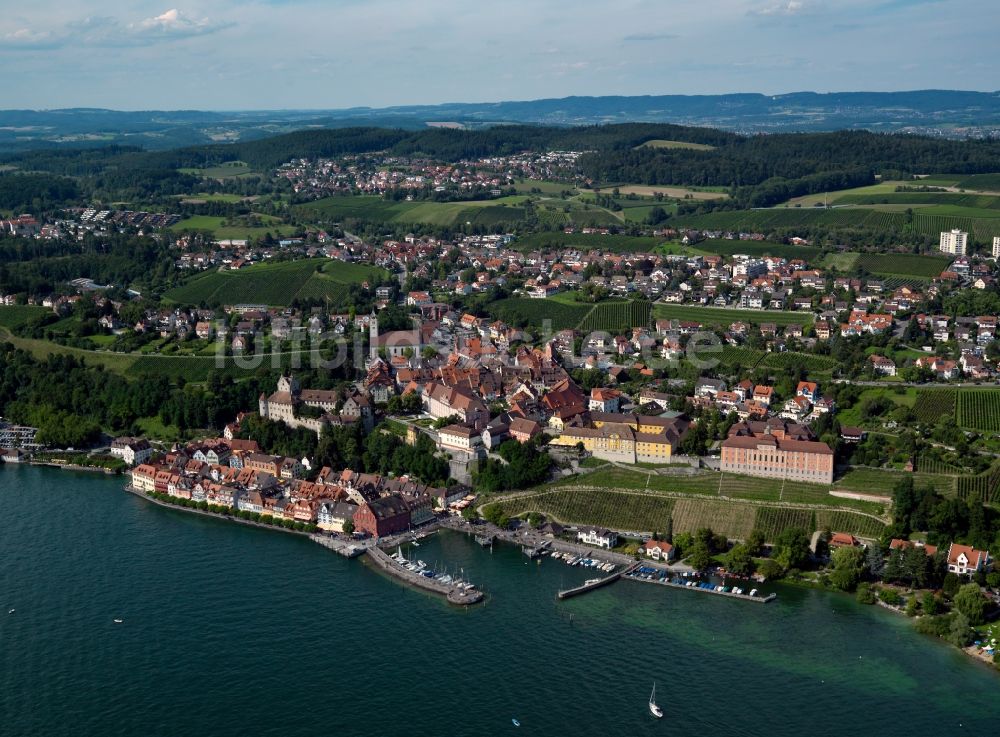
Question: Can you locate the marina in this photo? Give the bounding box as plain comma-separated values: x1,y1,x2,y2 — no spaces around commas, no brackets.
624,567,777,603
365,545,484,606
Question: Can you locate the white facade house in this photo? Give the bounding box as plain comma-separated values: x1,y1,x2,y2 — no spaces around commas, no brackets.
577,526,619,549
946,543,990,576
939,229,968,256
111,437,153,466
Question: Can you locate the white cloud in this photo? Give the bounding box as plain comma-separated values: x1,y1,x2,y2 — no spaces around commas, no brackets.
1,8,232,50
751,0,807,16
130,9,229,39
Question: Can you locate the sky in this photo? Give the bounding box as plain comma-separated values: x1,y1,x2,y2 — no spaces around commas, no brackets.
1,0,997,110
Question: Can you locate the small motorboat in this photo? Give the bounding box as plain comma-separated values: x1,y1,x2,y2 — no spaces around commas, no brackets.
113,618,124,624
7,608,14,614
511,718,521,727
649,681,663,719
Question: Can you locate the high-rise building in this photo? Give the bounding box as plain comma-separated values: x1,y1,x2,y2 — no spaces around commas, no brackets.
992,236,1000,259
939,229,968,255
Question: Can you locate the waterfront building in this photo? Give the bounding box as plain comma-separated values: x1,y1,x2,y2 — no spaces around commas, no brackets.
643,539,675,561
111,437,154,466
577,526,618,549
354,496,412,537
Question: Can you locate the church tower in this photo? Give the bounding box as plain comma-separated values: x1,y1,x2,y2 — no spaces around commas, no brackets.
369,310,379,361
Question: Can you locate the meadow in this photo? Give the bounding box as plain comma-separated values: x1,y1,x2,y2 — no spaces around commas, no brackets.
637,139,717,151
169,214,298,240
177,161,259,179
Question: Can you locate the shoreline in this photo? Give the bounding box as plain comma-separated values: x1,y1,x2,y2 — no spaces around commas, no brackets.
122,484,312,537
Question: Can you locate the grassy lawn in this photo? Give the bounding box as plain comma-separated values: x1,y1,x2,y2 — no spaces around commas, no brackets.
135,415,181,441
836,387,917,427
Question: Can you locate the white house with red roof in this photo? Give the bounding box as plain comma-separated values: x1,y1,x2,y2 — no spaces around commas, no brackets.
643,539,675,561
946,543,990,576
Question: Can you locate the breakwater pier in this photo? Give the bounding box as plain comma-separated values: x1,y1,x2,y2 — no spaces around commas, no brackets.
365,545,483,606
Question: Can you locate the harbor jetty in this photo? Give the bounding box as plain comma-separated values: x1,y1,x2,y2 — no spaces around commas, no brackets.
625,568,777,603
557,562,640,600
365,546,483,606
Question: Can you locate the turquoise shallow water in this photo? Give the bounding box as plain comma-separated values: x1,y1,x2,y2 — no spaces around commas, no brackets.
0,465,996,737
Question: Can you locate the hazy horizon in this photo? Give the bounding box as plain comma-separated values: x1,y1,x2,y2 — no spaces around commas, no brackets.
3,1,997,109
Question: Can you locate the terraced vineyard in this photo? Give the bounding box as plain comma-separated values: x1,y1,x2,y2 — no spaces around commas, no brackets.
717,346,765,369
488,298,592,331
577,300,652,333
495,487,677,532
912,389,957,423
956,462,1000,505
164,259,387,307
854,253,951,279
0,305,49,329
956,389,1000,432
758,351,838,372
497,483,886,541
678,206,1000,243
652,304,812,327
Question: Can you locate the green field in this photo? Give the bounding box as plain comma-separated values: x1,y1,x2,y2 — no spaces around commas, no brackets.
689,238,822,262
0,326,280,380
177,161,258,179
295,195,529,227
956,174,1000,191
637,139,716,151
676,206,1000,243
510,232,662,253
169,214,298,240
164,258,387,307
652,304,813,327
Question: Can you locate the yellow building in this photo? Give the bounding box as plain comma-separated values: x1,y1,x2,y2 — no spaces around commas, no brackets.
550,414,689,464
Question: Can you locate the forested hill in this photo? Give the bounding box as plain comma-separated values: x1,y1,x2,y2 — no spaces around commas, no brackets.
3,91,1000,152
5,123,1000,210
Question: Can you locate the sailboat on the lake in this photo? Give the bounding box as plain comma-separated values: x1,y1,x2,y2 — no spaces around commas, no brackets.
648,681,663,718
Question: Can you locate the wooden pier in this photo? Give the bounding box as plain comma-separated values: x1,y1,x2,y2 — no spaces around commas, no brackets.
625,573,776,603
557,562,640,600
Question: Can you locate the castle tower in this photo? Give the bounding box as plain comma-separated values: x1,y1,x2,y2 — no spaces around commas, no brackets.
258,392,268,419
369,310,379,361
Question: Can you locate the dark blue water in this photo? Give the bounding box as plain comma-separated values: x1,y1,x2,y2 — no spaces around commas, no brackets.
0,465,995,736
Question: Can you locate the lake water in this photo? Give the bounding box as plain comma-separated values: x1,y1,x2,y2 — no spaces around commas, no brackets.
0,465,996,736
